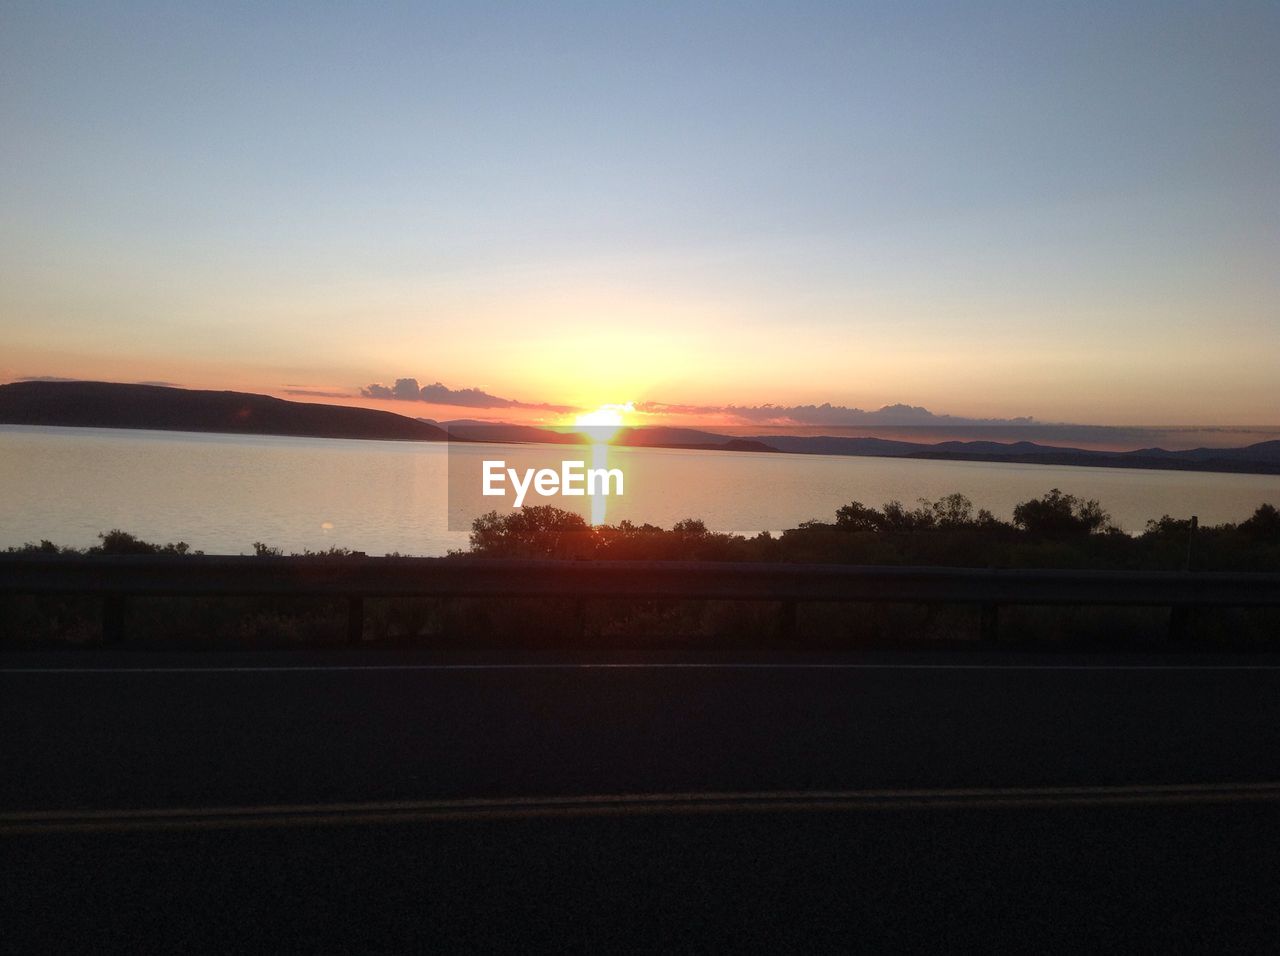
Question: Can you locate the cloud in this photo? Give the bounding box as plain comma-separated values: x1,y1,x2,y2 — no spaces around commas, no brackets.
283,388,354,399
633,400,1037,428
360,377,578,414
630,401,1280,449
135,380,183,388
358,379,1039,427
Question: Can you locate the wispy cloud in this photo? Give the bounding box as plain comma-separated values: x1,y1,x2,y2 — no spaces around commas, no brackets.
635,401,1038,428
283,388,354,399
361,377,579,414
305,377,1280,449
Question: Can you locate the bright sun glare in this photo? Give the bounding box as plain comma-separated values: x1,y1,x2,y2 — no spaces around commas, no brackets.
574,404,631,443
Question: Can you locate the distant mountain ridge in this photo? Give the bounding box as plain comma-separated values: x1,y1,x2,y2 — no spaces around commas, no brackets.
442,420,1280,473
904,444,1280,474
3,380,1277,475
0,381,449,442
444,423,1279,474
440,421,777,453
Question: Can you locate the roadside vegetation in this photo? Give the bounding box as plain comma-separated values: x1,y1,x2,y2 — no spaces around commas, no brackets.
465,492,1280,572
3,491,1278,648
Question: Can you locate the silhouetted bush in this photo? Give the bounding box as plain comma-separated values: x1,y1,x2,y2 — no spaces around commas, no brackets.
89,530,198,555
6,539,69,555
1012,489,1111,538
469,505,594,558
1240,503,1280,542
458,494,1280,575
5,494,1279,647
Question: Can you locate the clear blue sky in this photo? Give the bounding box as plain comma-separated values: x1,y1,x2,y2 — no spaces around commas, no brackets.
2,1,1276,424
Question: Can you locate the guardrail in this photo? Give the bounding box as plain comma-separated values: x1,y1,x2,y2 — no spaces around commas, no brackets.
2,554,1279,643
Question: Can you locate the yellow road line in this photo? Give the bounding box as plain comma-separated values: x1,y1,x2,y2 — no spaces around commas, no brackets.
4,782,1279,835
6,663,1280,673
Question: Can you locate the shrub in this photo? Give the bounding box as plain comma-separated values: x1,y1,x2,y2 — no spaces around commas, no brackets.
1012,489,1111,538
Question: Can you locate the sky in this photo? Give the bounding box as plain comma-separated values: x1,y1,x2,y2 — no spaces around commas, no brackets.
1,1,1277,428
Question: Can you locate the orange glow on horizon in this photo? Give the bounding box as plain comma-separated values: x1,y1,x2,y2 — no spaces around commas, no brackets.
573,403,633,443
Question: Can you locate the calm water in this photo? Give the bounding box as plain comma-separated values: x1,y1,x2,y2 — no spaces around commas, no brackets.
2,425,1278,555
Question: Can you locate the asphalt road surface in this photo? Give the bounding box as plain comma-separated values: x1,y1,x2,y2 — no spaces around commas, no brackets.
4,648,1280,953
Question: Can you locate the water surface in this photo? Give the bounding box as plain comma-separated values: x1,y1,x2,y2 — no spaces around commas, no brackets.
2,426,1277,555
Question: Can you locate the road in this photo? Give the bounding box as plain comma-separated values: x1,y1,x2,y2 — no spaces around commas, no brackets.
4,648,1280,953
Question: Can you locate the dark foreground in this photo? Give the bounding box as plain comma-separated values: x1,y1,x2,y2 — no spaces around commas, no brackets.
4,648,1280,953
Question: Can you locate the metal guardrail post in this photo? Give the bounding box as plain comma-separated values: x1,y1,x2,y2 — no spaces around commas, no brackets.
980,603,999,642
102,595,128,643
1171,517,1201,642
2,556,1276,646
347,596,364,644
778,600,797,640
439,596,452,638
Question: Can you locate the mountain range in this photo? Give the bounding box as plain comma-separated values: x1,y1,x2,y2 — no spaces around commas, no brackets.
0,381,449,442
3,381,1278,475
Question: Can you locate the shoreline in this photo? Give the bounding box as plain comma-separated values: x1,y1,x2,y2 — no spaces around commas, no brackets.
5,420,1280,479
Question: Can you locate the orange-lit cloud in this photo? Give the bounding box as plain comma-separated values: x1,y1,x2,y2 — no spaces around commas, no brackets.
359,377,578,414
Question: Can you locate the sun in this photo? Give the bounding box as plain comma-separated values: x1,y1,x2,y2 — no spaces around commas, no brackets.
574,403,632,443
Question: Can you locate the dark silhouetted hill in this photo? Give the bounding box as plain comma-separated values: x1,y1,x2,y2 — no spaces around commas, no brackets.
758,435,927,457
442,421,778,453
614,426,777,452
0,381,449,442
755,433,1280,474
6,380,1275,473
442,421,582,444
903,441,1280,474
385,416,1280,470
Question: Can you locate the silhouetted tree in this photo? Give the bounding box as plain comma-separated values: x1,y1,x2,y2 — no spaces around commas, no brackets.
1012,489,1110,537
6,539,64,554
87,530,195,555
1239,503,1280,542
469,506,593,558
1143,515,1193,537
835,501,882,532
673,518,710,539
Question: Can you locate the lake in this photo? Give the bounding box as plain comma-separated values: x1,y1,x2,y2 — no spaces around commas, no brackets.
2,425,1278,555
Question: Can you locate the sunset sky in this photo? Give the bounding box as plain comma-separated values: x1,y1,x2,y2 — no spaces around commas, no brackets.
2,1,1277,427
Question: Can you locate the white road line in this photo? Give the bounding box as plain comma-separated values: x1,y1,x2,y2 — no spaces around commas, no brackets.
5,782,1278,834
3,662,1280,674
